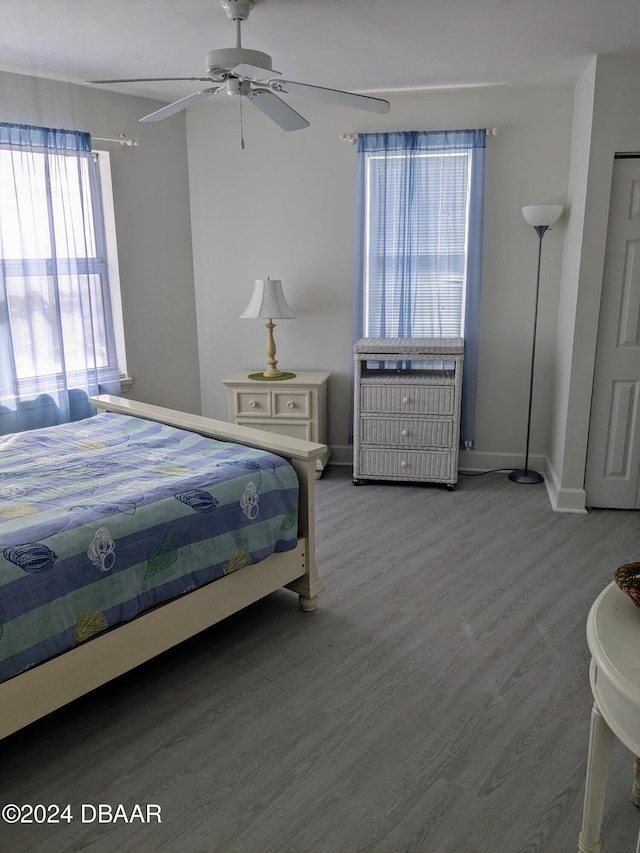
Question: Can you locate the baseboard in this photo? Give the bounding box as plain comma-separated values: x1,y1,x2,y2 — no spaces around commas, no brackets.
544,456,587,514
327,447,588,513
332,447,547,476
328,445,353,466
458,449,546,475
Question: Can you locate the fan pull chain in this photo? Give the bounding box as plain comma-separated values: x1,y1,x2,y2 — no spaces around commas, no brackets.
239,95,245,150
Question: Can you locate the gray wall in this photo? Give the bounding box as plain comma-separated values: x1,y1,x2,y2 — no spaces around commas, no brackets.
186,84,573,466
0,70,201,415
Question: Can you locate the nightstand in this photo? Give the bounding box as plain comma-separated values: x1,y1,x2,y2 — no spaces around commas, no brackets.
222,371,331,478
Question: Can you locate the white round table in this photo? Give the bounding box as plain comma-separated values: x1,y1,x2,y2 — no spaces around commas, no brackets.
579,582,640,853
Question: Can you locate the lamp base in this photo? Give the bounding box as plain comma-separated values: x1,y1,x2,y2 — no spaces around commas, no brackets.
248,371,296,381
508,468,544,485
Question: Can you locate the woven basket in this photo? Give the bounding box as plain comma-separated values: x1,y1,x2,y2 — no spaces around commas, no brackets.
614,562,640,608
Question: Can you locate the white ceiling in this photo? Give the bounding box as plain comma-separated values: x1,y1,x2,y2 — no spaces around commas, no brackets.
2,0,640,105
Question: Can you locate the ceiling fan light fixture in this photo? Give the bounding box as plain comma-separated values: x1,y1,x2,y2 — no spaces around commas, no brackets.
226,77,251,97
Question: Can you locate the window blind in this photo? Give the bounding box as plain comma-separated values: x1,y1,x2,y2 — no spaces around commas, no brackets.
364,150,471,338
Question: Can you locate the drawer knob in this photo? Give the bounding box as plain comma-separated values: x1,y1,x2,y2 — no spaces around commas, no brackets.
287,401,295,409
400,460,407,468
249,400,257,408
402,397,409,404
401,429,409,436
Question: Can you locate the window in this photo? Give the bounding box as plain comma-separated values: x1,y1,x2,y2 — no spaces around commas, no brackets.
355,129,486,442
364,149,471,338
0,123,123,433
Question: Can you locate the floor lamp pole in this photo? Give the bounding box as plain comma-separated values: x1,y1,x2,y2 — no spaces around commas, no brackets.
508,224,548,485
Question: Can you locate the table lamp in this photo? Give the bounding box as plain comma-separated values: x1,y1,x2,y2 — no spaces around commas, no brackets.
240,278,296,379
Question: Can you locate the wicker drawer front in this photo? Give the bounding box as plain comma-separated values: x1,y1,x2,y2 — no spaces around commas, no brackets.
361,384,454,416
360,417,453,448
358,449,453,481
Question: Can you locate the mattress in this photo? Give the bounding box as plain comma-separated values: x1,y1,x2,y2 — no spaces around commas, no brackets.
0,412,299,683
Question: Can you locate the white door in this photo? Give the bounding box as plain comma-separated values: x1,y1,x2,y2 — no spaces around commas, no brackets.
585,157,640,508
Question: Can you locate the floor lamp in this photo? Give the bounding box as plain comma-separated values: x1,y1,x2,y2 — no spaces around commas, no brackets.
509,203,564,485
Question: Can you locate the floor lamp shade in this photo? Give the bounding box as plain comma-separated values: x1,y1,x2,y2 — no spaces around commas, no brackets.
240,278,296,379
522,205,563,228
509,204,564,485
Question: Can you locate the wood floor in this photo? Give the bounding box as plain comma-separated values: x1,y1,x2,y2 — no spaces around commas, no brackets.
1,466,640,852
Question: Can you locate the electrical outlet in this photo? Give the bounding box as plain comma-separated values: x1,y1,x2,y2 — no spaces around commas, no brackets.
464,440,473,451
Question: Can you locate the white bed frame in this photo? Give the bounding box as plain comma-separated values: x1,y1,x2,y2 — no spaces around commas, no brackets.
0,395,326,740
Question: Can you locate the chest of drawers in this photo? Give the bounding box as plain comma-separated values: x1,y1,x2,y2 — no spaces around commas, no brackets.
353,338,464,488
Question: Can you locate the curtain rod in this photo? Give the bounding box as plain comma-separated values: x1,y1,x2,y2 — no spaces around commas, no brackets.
91,133,139,147
339,127,498,144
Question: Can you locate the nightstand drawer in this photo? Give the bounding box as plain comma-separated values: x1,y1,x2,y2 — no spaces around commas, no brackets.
273,390,310,418
360,417,453,448
238,419,311,441
235,391,271,417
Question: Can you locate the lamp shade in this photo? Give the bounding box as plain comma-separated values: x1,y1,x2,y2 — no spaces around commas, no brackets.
240,279,296,320
522,204,564,228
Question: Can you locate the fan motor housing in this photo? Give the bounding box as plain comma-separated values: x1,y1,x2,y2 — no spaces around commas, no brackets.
206,47,273,75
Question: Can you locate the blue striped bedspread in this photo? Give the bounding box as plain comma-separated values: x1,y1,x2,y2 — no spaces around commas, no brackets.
0,412,299,684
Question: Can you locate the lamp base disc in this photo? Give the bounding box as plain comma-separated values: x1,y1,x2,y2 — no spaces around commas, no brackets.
508,469,544,485
248,371,296,381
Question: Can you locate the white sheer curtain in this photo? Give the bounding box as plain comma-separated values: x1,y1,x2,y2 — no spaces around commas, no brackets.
0,123,120,435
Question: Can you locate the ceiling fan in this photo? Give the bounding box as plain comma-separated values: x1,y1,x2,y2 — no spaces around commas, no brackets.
89,0,390,131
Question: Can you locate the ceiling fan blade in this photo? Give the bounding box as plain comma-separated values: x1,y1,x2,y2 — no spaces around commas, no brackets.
274,80,390,114
88,76,219,84
231,62,281,82
247,90,309,131
139,88,220,123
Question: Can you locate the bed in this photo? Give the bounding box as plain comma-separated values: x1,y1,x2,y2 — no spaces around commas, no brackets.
0,395,325,739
